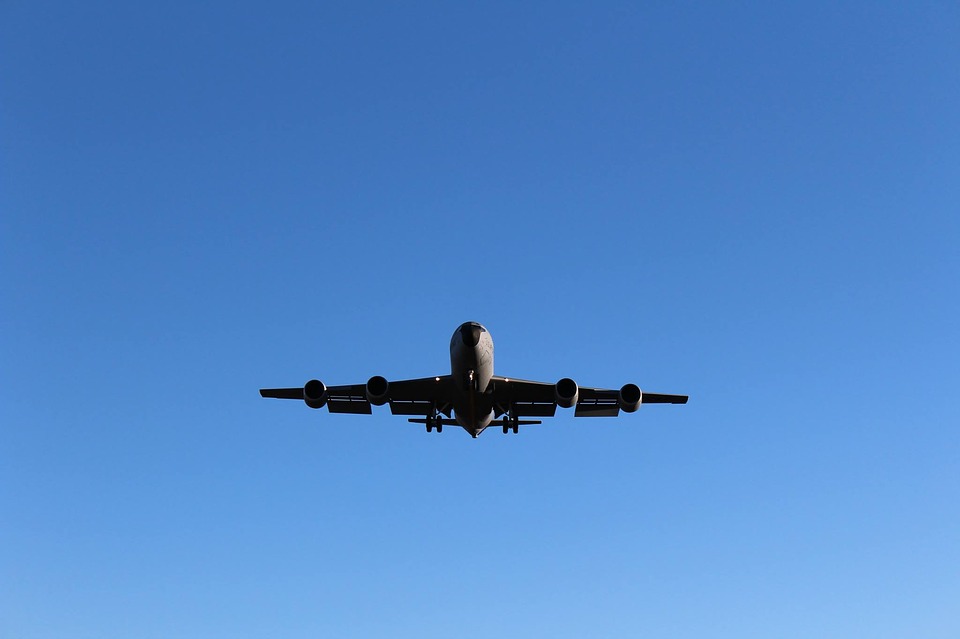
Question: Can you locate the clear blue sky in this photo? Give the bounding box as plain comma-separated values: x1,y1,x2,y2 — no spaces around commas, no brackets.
2,2,958,637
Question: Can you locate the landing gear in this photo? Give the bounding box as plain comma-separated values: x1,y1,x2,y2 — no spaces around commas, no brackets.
426,413,443,433
501,414,520,434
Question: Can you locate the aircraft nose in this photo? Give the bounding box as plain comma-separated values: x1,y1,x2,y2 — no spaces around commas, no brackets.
460,323,482,347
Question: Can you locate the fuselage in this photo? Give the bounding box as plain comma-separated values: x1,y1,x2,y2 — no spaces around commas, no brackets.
449,321,496,436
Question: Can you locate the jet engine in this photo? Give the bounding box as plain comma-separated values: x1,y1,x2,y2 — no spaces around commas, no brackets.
618,383,642,413
555,378,579,409
365,375,390,406
303,379,328,409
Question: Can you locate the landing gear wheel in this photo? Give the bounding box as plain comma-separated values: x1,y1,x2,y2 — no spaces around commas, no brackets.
436,424,442,433
502,424,509,434
512,421,519,434
426,423,433,433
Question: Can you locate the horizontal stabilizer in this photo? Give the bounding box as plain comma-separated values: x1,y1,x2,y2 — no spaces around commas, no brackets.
407,418,462,426
407,418,543,426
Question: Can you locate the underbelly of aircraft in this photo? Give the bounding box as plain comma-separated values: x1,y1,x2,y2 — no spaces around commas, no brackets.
453,391,495,430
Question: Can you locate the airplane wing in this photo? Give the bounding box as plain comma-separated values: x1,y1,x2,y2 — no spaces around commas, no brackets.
260,376,456,416
489,376,688,418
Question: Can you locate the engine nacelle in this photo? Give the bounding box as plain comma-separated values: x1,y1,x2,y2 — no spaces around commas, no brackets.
365,375,390,406
555,377,579,409
618,383,642,413
303,379,327,409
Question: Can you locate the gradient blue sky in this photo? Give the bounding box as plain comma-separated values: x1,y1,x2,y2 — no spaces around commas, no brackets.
2,2,958,637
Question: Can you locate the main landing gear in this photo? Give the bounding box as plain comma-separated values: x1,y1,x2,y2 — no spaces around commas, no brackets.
501,415,519,434
425,413,443,433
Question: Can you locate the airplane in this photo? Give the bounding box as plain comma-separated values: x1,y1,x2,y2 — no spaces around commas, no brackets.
260,321,688,438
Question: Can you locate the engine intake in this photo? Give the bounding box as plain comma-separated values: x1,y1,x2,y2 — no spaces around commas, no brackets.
303,379,327,409
366,375,390,405
555,377,579,409
618,383,642,413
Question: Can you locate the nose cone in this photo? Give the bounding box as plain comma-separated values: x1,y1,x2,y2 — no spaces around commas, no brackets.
460,322,482,347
